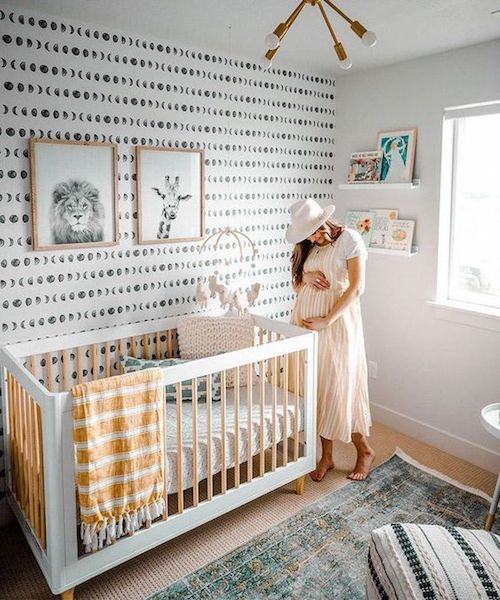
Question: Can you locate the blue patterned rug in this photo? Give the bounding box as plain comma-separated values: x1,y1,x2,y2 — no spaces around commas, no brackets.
148,451,495,600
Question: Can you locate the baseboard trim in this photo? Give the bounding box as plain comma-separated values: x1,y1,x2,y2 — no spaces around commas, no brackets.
372,402,500,473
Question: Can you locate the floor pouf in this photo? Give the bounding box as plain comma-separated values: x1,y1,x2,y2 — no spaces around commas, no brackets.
366,523,500,599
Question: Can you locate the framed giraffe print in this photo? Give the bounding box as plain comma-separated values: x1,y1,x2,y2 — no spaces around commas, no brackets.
136,146,205,244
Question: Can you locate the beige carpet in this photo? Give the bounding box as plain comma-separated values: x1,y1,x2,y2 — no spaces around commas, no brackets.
1,422,497,600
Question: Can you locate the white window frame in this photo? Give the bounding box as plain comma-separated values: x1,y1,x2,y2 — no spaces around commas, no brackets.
430,101,500,332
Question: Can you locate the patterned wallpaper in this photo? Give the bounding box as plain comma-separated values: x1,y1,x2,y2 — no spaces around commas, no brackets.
0,5,335,517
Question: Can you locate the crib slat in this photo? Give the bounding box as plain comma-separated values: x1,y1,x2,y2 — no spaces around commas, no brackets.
130,336,137,358
221,370,227,494
28,395,39,538
161,386,168,521
31,398,41,541
167,330,174,358
267,331,273,382
12,377,22,504
294,351,300,462
283,353,289,467
7,373,17,498
18,381,29,513
192,378,199,507
119,339,125,373
247,363,253,483
258,328,264,346
36,404,46,549
24,388,35,527
271,356,277,472
76,347,84,384
61,350,69,391
155,333,161,360
91,344,98,380
259,359,265,477
104,342,111,377
45,353,53,392
143,335,149,359
206,374,213,500
233,367,240,489
176,382,184,514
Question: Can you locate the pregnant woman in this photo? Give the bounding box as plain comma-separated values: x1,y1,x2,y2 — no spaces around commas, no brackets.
286,199,374,482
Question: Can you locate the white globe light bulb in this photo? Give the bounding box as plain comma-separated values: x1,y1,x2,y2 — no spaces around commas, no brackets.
264,32,280,50
259,56,273,70
362,30,377,47
340,57,352,70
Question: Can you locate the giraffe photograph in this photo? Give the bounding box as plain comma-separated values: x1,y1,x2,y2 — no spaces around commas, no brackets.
136,146,205,244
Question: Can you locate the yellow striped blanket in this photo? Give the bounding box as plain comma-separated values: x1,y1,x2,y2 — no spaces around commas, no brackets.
72,368,166,553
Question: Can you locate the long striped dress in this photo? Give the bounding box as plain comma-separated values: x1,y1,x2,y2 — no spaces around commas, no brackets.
291,228,371,442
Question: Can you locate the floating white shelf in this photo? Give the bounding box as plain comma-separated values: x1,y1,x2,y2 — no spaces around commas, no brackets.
368,246,418,257
338,180,420,190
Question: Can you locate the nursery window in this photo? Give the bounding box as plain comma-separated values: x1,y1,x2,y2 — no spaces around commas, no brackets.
438,103,500,314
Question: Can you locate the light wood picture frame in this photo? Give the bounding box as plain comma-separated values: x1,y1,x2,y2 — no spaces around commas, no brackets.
136,146,205,244
376,128,417,183
30,138,119,251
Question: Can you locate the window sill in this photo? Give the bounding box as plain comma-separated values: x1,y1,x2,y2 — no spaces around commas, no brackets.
428,300,500,332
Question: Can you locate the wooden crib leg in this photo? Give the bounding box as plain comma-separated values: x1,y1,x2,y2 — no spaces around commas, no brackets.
295,476,305,495
60,587,75,600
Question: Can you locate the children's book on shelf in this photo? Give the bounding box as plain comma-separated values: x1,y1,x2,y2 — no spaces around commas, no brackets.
344,210,376,248
369,209,399,248
347,150,382,183
386,219,415,253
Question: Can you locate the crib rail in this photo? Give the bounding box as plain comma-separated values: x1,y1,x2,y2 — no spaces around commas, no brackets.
26,329,179,392
4,370,46,550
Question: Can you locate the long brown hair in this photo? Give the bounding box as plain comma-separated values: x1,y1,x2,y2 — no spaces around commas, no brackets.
291,220,344,287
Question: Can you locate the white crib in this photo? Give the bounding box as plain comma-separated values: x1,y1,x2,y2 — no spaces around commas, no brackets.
0,313,317,598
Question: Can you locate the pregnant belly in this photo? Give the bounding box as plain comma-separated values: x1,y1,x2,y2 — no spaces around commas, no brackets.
293,286,336,321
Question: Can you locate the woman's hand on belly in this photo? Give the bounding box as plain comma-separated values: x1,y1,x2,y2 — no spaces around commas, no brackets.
303,271,330,290
302,316,330,331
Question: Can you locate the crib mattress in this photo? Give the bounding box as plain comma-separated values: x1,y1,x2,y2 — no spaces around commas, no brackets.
165,382,304,494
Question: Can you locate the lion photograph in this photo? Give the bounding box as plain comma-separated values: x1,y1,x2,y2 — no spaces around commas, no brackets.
30,139,118,250
50,180,105,244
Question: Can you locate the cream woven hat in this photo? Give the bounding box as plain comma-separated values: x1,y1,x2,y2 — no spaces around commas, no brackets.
286,198,336,244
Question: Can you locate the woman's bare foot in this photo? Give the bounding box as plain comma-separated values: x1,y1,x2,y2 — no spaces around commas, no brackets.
310,456,335,482
347,448,375,481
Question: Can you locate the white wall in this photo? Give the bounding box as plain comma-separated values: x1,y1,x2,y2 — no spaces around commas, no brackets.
334,40,500,471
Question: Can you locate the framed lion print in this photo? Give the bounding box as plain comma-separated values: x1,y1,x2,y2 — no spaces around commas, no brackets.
136,146,205,244
29,138,119,250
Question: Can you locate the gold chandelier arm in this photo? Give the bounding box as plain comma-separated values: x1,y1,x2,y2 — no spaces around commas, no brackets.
265,0,307,62
322,0,369,39
317,1,350,63
284,0,308,29
322,0,352,25
317,0,340,45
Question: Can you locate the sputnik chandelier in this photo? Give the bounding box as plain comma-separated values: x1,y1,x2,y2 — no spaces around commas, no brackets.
262,0,376,71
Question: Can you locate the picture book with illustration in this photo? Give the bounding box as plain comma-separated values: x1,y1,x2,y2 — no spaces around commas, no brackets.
344,210,376,248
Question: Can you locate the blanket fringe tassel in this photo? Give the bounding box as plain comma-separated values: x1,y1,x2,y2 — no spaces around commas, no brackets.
81,498,165,553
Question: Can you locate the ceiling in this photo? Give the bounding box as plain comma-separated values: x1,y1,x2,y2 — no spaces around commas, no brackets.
4,0,500,76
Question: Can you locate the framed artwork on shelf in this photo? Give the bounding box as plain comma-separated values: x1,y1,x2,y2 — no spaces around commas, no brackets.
347,150,382,183
29,138,119,251
136,146,205,244
377,128,417,183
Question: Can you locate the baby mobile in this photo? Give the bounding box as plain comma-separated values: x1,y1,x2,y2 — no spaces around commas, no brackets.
195,227,261,314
